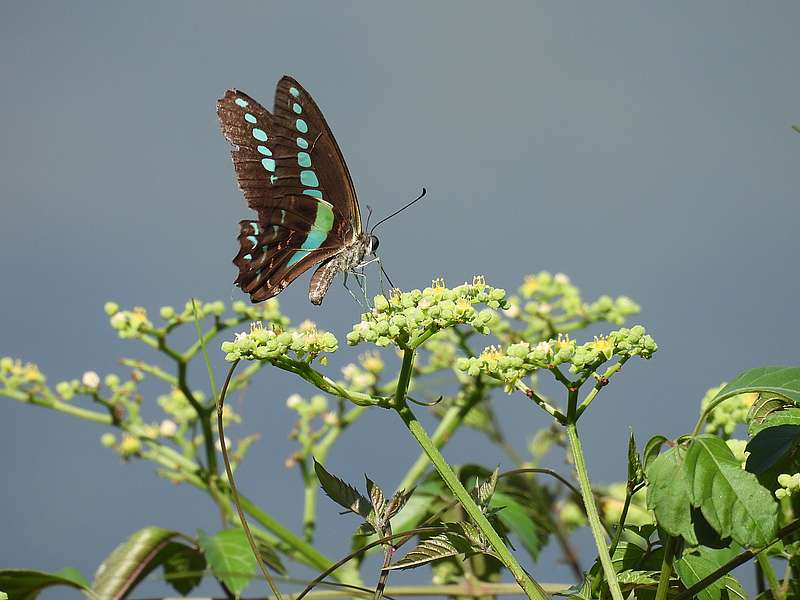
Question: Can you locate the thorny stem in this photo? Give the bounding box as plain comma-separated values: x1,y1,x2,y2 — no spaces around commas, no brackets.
393,348,550,600
217,359,283,600
565,420,623,600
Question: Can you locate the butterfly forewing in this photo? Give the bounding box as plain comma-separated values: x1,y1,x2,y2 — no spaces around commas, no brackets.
217,77,361,303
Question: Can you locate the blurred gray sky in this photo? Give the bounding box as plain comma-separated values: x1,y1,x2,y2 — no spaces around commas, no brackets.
1,2,799,597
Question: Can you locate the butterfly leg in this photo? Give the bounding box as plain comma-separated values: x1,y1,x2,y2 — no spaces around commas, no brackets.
342,272,367,310
351,269,371,308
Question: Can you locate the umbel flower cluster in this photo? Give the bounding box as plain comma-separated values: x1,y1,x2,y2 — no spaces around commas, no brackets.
346,277,507,348
457,326,657,387
222,320,338,363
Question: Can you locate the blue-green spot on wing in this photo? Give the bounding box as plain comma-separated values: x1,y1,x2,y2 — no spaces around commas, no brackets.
217,77,364,304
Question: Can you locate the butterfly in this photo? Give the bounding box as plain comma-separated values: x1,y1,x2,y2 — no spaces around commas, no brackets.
217,76,379,305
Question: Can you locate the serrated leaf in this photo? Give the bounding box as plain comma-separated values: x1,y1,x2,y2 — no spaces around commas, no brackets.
385,487,414,522
749,407,800,437
385,532,473,570
745,424,800,474
197,529,257,598
646,446,698,545
366,476,387,528
388,481,446,534
675,547,747,600
490,491,543,561
471,467,499,506
713,367,800,407
685,435,778,547
0,569,90,600
314,459,372,519
628,430,644,485
93,526,177,600
162,542,206,596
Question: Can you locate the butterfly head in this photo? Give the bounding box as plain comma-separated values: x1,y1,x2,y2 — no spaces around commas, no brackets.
367,235,380,255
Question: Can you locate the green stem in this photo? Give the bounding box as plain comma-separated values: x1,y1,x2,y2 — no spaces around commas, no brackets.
396,383,483,492
575,358,628,419
654,535,676,600
513,380,566,424
565,421,623,600
217,360,283,600
393,349,549,600
756,554,783,600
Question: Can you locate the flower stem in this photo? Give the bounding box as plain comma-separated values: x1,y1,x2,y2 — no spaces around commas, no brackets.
565,421,623,600
393,348,550,600
756,553,784,600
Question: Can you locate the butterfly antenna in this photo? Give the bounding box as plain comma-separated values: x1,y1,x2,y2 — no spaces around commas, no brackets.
370,187,427,234
365,204,374,231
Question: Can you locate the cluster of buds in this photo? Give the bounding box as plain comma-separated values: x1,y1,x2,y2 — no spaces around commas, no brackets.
222,321,337,363
504,272,640,337
700,385,755,437
347,277,506,348
285,393,339,468
341,351,385,392
106,303,154,339
457,326,656,387
158,387,206,424
776,473,800,499
0,357,46,390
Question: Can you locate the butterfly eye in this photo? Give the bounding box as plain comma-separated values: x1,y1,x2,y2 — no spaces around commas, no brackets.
369,235,380,253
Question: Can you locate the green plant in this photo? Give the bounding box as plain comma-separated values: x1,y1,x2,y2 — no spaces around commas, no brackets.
2,272,799,600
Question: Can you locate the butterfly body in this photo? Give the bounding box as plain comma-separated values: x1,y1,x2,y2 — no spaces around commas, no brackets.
217,77,376,305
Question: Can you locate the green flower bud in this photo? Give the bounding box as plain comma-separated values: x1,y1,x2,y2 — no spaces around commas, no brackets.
104,302,119,316
100,433,116,447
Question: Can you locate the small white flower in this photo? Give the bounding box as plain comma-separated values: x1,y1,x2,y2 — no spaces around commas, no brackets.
82,371,100,389
535,341,553,355
286,393,303,409
554,273,571,285
159,419,178,437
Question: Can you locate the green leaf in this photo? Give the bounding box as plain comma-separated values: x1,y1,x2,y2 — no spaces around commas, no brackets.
365,476,387,529
746,424,800,474
53,567,90,589
93,526,177,600
161,542,206,596
749,407,800,437
646,446,698,545
490,491,543,561
674,546,747,600
685,435,778,547
254,536,287,576
628,430,644,485
197,529,257,599
386,532,474,570
643,435,668,470
713,367,800,406
616,570,660,586
387,481,446,535
314,459,372,519
0,569,89,600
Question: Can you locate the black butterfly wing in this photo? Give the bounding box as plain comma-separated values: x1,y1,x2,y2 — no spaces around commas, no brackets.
272,76,362,234
217,84,357,302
